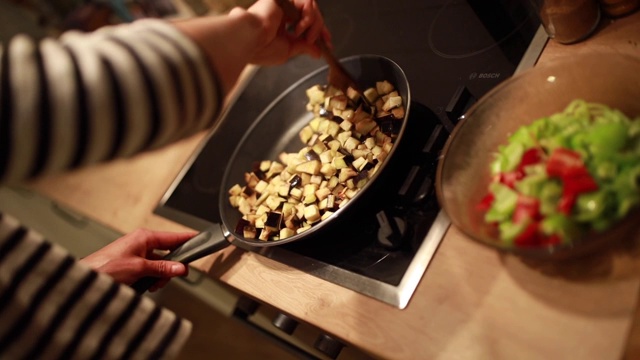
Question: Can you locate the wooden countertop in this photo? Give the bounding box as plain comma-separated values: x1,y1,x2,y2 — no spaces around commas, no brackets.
28,11,640,360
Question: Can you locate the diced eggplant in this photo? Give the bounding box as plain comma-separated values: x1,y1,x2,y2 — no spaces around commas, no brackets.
279,228,296,239
326,139,341,151
303,204,321,223
362,160,375,172
284,213,301,230
346,87,361,102
241,185,255,197
351,148,369,160
295,203,305,219
345,188,359,199
352,157,367,171
326,121,341,138
265,161,284,179
378,118,401,136
315,187,331,201
229,195,239,207
346,178,355,189
243,226,257,239
230,78,403,241
258,228,273,241
326,94,349,110
259,160,271,172
289,174,302,188
350,105,372,124
309,117,322,131
321,211,334,221
339,168,358,183
319,133,334,143
317,118,330,133
381,90,399,102
340,109,354,122
254,180,268,194
235,218,250,234
330,115,343,123
299,173,311,186
290,187,303,200
355,119,377,135
295,160,321,175
383,142,393,153
277,183,291,197
265,195,284,210
336,150,355,167
326,194,336,209
306,133,320,147
281,202,295,217
237,198,252,215
312,141,327,155
244,172,260,188
305,149,320,162
296,225,312,234
228,184,243,196
391,106,405,119
265,211,283,230
306,85,326,105
319,150,334,164
327,176,339,189
299,125,314,144
310,175,323,185
376,80,395,95
354,170,369,188
340,120,353,131
363,87,379,104
343,137,361,152
320,163,337,177
255,191,269,207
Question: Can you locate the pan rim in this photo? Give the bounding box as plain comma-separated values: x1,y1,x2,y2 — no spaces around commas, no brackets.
220,54,412,247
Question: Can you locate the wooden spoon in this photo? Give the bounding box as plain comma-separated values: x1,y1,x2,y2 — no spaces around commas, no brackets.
273,0,368,103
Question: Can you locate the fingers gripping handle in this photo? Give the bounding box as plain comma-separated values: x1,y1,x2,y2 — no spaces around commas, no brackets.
131,225,228,294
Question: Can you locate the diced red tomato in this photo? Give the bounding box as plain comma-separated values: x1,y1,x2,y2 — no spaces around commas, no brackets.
563,173,599,195
514,222,540,246
512,195,541,224
539,234,562,246
517,147,545,172
477,193,495,211
483,147,599,248
557,194,576,215
499,170,524,188
546,148,584,178
514,222,563,247
545,147,599,214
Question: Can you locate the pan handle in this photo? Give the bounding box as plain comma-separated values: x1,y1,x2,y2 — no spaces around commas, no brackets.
131,225,228,294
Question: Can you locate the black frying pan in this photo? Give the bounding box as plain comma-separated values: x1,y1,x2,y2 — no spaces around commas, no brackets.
132,54,411,293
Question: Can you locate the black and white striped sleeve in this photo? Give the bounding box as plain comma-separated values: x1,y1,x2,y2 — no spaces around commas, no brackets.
0,19,222,183
0,211,192,359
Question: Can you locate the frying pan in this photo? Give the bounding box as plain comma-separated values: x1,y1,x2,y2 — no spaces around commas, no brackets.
132,54,411,293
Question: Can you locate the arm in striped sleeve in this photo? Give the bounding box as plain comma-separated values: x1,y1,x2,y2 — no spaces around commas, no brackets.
0,211,192,360
0,19,222,184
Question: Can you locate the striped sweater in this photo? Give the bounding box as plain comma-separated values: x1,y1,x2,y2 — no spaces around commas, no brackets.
0,19,222,359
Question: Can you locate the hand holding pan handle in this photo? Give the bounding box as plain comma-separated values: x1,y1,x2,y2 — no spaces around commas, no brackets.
131,225,229,294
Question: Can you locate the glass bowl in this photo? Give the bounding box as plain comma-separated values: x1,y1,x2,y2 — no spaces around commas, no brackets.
435,52,640,260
